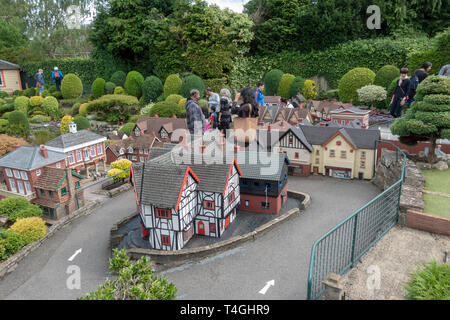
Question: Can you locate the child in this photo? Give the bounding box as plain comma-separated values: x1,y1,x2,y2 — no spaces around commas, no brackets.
210,105,218,129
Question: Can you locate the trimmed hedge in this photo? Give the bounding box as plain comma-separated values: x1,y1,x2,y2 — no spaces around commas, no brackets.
338,67,376,105
302,80,318,100
165,94,184,105
110,71,127,87
13,96,30,114
124,71,144,98
61,73,83,99
42,96,59,118
73,114,91,130
114,86,124,94
180,74,205,99
149,101,180,118
163,74,182,98
118,122,135,136
277,73,295,99
91,78,106,98
7,110,29,138
30,96,44,107
263,69,284,96
142,76,163,103
0,230,25,261
374,65,400,89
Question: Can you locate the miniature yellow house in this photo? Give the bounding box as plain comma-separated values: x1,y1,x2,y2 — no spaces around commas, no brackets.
0,59,22,94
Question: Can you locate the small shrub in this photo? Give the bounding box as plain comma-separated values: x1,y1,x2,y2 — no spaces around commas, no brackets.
12,204,43,222
302,80,318,100
60,115,74,134
2,112,11,120
110,71,126,87
30,96,44,107
178,98,187,111
374,65,400,89
149,101,179,118
357,85,387,107
0,197,30,222
114,86,124,95
79,103,89,116
404,260,450,300
23,88,38,97
91,78,106,98
163,74,182,98
30,115,47,123
180,74,205,99
71,102,81,115
128,115,139,123
109,159,131,180
9,217,47,244
61,73,83,99
263,69,284,96
124,71,144,98
7,110,29,138
0,119,8,133
42,96,59,118
105,82,116,94
142,76,163,103
140,103,154,116
277,73,295,99
338,67,376,105
51,91,62,99
0,230,25,261
0,91,9,98
14,96,30,114
165,94,183,105
119,122,135,136
73,114,91,130
33,129,57,145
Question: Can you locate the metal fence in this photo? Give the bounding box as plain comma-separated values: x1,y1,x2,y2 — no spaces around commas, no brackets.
306,140,406,300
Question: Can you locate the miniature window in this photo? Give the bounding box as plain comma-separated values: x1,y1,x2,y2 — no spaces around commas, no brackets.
13,170,20,179
9,179,17,193
83,149,90,160
295,152,299,159
209,223,216,234
315,150,319,156
228,191,235,204
119,148,125,155
241,180,248,188
144,149,148,154
330,150,335,157
76,150,82,162
24,181,31,194
361,151,366,159
265,183,272,191
161,235,170,246
20,171,28,180
90,145,96,157
341,151,346,159
5,168,12,177
140,157,145,162
17,181,24,194
132,156,137,161
139,149,143,154
336,141,341,146
245,200,249,207
289,135,293,145
40,189,45,196
75,181,81,189
61,187,67,196
56,162,61,168
128,147,133,154
261,201,270,209
97,144,102,155
36,169,41,176
68,153,75,164
253,182,260,188
49,190,53,198
315,158,320,164
155,208,171,219
203,200,215,210
360,161,366,169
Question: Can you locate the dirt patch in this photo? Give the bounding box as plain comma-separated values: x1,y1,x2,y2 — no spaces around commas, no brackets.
342,226,450,300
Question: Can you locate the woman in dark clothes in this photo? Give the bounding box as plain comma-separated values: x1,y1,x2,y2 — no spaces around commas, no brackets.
231,87,259,118
390,68,411,118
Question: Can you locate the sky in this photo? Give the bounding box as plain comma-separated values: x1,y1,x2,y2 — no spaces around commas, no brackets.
205,0,249,13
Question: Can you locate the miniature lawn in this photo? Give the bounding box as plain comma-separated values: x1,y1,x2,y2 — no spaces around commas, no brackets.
422,194,450,219
422,169,450,194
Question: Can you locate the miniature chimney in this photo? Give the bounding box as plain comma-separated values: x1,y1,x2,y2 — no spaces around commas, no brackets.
69,122,77,134
40,145,48,158
280,120,285,127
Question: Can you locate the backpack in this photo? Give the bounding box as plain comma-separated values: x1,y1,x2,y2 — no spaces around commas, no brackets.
54,71,60,79
408,74,419,92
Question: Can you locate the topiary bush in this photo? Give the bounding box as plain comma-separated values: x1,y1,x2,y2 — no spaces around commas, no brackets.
60,115,74,134
180,74,205,99
0,91,9,98
105,82,116,94
142,76,163,103
178,98,187,111
263,69,284,96
277,73,295,99
357,85,387,107
29,96,44,107
124,71,144,98
13,96,30,114
374,65,400,89
23,88,38,98
7,110,29,138
79,103,89,116
149,101,180,118
73,114,91,130
165,94,184,105
0,230,25,261
302,80,318,100
91,78,106,98
61,73,83,99
0,197,30,222
0,119,8,133
114,86,124,95
338,67,376,105
42,96,59,118
163,74,182,98
110,71,127,87
9,217,47,244
290,76,306,99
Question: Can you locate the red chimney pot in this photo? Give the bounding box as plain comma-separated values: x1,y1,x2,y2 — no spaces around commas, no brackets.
40,145,48,159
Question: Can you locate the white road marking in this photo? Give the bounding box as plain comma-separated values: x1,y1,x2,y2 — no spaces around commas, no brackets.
68,248,82,262
258,280,275,295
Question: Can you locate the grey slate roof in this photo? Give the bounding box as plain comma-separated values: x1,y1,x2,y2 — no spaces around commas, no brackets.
236,151,289,182
45,129,106,149
0,59,20,70
0,146,67,170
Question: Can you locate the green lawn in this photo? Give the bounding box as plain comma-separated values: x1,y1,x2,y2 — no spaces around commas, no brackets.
422,193,450,219
422,169,450,194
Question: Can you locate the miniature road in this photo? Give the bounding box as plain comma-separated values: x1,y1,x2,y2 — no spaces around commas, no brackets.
0,176,380,300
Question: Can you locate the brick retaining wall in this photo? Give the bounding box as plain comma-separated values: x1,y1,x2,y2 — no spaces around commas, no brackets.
406,209,450,237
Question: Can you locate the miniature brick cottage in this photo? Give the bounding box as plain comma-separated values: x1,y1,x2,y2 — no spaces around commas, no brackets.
105,134,164,164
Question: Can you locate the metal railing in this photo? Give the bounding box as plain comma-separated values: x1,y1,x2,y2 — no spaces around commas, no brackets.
75,168,130,209
306,140,406,300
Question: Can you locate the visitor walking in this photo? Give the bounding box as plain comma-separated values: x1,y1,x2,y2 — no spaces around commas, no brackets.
210,105,218,130
35,69,45,96
231,88,258,118
407,62,432,106
52,67,64,91
185,89,205,135
390,68,410,118
254,81,264,111
206,88,220,114
438,64,450,77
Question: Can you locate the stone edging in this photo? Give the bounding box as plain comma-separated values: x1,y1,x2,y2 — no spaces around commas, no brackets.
0,200,102,280
91,183,133,198
123,190,310,271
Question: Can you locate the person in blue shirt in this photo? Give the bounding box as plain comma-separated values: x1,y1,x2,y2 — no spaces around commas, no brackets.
254,81,264,111
438,64,449,77
52,67,64,91
35,69,45,96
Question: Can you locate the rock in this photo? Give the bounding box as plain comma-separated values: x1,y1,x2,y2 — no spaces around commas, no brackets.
404,165,426,189
432,161,448,171
0,215,8,227
416,162,432,170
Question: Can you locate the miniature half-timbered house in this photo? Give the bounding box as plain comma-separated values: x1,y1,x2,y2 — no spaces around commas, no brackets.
105,134,163,164
131,116,188,142
236,152,290,214
132,143,243,251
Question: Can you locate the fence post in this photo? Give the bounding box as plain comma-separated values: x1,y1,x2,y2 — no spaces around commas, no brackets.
350,214,358,268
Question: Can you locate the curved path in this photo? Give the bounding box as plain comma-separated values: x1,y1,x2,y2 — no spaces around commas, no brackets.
0,176,379,300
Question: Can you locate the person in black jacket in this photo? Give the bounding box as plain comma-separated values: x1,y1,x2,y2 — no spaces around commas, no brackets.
231,88,259,118
390,68,411,118
406,61,432,106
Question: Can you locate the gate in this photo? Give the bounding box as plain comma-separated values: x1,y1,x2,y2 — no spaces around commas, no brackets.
306,140,406,300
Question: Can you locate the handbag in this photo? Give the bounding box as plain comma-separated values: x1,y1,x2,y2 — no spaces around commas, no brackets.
233,117,258,143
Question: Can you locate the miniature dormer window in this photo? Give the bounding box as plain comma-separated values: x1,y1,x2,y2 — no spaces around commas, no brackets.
160,128,168,139
119,148,125,155
128,147,133,154
69,122,77,134
134,127,140,136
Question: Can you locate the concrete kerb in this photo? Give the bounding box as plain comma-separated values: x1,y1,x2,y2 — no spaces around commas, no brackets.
124,190,310,271
0,200,103,280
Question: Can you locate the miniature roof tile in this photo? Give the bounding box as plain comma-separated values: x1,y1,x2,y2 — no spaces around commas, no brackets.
235,151,289,182
134,117,187,139
0,146,66,171
32,197,60,208
107,134,161,156
0,59,20,70
45,129,105,150
298,126,379,149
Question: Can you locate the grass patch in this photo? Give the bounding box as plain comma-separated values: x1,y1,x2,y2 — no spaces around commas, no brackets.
422,169,450,194
404,260,450,300
422,193,450,219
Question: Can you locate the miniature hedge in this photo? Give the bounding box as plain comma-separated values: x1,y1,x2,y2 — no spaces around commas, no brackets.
7,110,29,138
73,114,91,130
165,94,184,105
149,101,180,118
60,115,74,134
0,229,26,261
41,96,59,118
302,80,318,100
124,71,144,98
61,73,83,99
374,65,400,89
110,71,127,87
91,78,106,98
13,96,30,114
0,197,42,222
163,74,182,98
114,86,124,94
142,76,163,103
105,81,116,94
263,69,284,96
290,76,306,99
338,67,376,105
30,96,44,107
